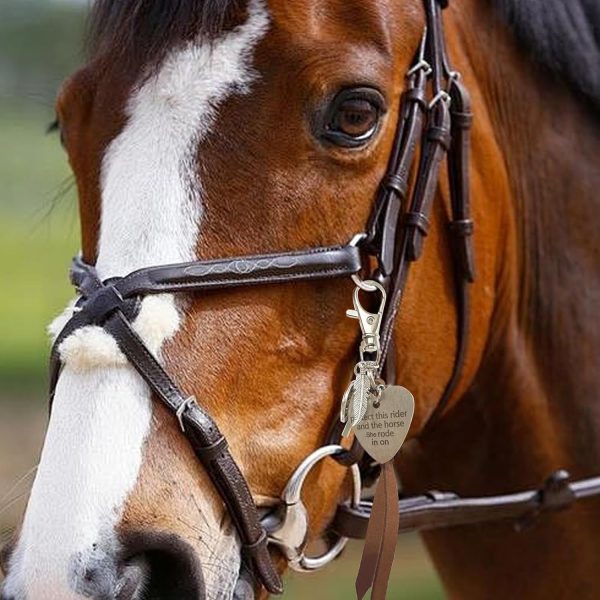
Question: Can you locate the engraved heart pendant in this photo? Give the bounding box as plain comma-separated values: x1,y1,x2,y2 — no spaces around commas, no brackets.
353,386,415,464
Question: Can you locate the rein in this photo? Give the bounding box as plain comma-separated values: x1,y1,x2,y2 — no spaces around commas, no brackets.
47,0,600,595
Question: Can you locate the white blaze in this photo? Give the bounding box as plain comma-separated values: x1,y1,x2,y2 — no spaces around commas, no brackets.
3,2,269,599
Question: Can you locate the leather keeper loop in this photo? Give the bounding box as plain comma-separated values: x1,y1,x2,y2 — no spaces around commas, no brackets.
451,110,473,129
427,125,451,150
382,174,408,197
448,219,474,236
81,286,124,324
403,211,431,235
243,530,268,555
404,87,427,108
194,436,229,462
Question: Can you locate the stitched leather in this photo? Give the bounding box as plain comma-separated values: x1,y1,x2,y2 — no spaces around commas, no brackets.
51,243,362,594
103,312,283,594
332,471,600,539
107,245,359,299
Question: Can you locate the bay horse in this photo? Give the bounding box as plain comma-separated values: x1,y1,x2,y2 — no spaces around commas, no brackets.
2,0,600,598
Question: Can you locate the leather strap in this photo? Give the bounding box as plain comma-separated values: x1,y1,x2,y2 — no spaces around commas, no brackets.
422,76,475,430
70,244,361,300
49,265,286,593
49,242,362,593
333,471,600,539
102,313,283,593
366,45,428,277
355,462,399,600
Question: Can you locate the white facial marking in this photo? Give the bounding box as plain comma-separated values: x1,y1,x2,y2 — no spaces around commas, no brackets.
4,2,270,599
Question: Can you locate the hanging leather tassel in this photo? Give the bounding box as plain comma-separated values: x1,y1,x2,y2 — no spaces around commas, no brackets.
355,461,400,600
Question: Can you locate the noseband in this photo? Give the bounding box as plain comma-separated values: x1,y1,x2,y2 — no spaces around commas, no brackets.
49,0,600,594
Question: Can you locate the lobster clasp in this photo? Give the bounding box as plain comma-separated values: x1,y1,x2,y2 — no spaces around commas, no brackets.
346,279,386,358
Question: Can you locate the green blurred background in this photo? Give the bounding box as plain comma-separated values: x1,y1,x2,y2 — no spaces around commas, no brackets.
0,0,443,596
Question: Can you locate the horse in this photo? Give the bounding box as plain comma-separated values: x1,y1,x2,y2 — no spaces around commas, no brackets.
2,0,599,598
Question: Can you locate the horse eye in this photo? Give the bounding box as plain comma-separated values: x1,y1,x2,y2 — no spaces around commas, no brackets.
320,88,385,148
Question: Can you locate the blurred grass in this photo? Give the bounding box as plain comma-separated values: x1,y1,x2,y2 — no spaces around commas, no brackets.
0,0,85,397
284,539,444,599
0,103,79,395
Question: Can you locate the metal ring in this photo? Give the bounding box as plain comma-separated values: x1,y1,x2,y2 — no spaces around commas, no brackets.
351,276,385,297
406,58,432,78
428,90,451,109
351,274,378,291
348,232,367,247
445,70,461,92
281,444,361,510
268,444,362,573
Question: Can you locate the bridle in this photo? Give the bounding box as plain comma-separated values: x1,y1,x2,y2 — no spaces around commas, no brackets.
48,0,600,595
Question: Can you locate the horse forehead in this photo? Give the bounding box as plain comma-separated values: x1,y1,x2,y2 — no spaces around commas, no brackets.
267,0,396,50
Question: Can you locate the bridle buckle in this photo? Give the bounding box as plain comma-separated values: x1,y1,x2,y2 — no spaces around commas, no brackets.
176,396,198,432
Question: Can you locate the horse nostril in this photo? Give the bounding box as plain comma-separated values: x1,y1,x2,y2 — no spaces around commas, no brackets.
115,555,149,600
68,547,148,600
119,531,205,600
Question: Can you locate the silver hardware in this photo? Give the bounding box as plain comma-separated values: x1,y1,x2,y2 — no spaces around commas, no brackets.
348,235,379,292
348,232,367,247
351,363,377,427
428,89,451,109
340,279,387,437
176,396,197,432
351,274,379,292
341,361,381,437
346,279,386,359
406,29,430,80
265,445,361,572
407,58,432,78
445,69,461,92
340,379,353,424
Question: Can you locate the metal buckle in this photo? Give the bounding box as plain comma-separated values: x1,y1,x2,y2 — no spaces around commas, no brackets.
265,444,361,572
176,396,198,432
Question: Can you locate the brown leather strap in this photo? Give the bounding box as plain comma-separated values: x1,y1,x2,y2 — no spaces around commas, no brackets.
103,312,283,594
404,100,451,262
49,263,286,593
355,461,399,600
366,44,428,277
70,244,361,300
332,471,600,539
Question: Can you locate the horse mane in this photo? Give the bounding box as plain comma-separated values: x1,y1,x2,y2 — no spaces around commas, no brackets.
493,0,600,110
87,0,246,67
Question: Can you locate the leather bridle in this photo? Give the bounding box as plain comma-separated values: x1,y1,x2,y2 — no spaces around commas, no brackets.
48,0,600,595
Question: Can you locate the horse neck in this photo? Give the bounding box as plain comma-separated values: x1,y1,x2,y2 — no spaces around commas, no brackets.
415,0,600,486
474,7,600,480
397,6,600,596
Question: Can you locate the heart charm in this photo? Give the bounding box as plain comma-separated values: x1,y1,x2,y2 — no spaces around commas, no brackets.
354,386,415,464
